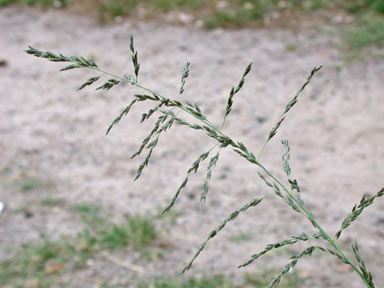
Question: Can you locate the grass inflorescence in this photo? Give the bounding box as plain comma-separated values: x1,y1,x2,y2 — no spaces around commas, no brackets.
26,37,382,288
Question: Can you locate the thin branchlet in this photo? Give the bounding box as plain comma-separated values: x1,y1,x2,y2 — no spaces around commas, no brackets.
281,140,303,208
179,61,190,95
267,246,326,288
201,149,221,202
106,99,137,134
257,171,273,188
258,66,322,160
25,46,98,68
96,79,120,90
60,64,81,71
131,114,168,160
141,103,164,123
258,169,302,214
336,188,384,239
326,248,348,264
269,66,322,141
352,242,376,288
281,139,291,178
238,233,323,268
222,63,252,129
162,148,215,214
78,76,101,90
130,35,140,80
183,197,265,273
134,114,176,181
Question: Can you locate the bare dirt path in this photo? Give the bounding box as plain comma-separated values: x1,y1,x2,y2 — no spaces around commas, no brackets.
1,6,384,288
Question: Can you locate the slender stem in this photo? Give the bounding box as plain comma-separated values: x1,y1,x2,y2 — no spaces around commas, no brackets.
258,141,268,161
221,115,228,131
90,67,125,81
88,65,370,287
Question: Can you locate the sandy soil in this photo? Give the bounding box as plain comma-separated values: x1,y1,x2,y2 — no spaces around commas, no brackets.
0,6,384,288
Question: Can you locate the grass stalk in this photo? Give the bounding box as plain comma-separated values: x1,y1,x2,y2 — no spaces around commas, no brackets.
25,44,381,288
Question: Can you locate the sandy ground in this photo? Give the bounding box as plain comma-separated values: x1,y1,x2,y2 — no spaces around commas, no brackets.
0,6,384,288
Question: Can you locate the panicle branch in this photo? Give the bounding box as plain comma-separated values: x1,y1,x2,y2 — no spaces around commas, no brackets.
130,35,140,80
238,233,322,268
352,242,376,288
162,146,216,214
336,188,384,239
258,66,322,160
179,61,190,95
222,63,252,129
201,150,221,202
25,46,98,68
183,197,265,273
267,246,325,288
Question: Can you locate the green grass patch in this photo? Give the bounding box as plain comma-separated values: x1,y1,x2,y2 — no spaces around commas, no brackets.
285,43,299,52
0,204,158,287
228,232,252,243
0,237,63,287
40,197,66,207
9,175,53,192
150,0,207,12
71,203,103,223
139,274,235,288
347,13,384,51
71,203,158,250
2,0,384,26
138,270,300,288
98,0,139,18
245,269,300,287
89,214,158,250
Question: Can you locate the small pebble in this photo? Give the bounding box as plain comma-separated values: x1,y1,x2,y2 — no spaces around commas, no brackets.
0,202,5,214
0,59,8,67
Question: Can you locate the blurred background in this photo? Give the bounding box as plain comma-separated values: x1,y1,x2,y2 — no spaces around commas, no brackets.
0,1,384,287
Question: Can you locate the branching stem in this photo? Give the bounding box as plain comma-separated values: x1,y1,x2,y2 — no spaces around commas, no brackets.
65,63,370,288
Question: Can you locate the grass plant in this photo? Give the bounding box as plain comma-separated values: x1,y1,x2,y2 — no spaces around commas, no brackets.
25,36,383,288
